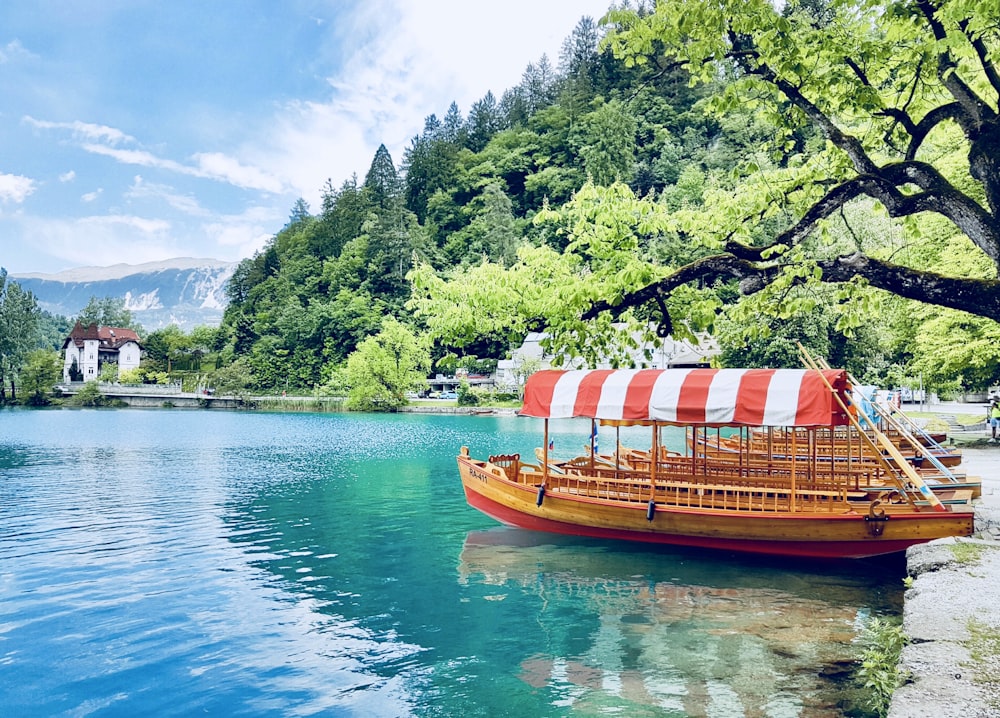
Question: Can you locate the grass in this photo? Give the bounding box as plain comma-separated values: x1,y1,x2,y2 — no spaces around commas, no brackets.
903,410,983,426
965,618,1000,710
948,542,991,565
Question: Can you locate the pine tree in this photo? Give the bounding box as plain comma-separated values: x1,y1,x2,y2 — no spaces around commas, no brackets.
363,144,401,211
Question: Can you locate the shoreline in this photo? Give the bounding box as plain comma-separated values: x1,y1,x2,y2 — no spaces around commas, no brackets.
889,443,1000,717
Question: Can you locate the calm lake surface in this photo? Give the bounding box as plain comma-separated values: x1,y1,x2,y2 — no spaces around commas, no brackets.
0,408,904,717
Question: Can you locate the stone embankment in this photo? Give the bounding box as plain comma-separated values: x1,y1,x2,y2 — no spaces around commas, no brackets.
889,445,1000,718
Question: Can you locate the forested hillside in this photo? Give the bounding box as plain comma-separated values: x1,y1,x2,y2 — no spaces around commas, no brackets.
213,1,1000,402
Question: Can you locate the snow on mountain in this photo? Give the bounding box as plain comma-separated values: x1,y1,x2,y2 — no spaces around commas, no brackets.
12,258,236,330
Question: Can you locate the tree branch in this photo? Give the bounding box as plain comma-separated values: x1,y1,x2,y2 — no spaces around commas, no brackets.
913,0,995,129
901,102,966,160
728,31,881,175
582,254,780,320
817,253,1000,319
957,18,1000,104
748,162,1000,267
583,252,1000,324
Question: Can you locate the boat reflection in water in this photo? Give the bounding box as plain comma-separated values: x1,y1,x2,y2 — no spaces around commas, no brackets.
458,526,901,717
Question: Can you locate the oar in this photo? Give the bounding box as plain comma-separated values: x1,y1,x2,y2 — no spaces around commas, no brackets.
810,353,959,483
798,345,948,512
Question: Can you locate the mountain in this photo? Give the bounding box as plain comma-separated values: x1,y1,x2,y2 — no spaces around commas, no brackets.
13,258,236,330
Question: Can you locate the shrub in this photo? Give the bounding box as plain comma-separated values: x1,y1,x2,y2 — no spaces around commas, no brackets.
71,381,108,407
856,616,909,718
457,382,479,406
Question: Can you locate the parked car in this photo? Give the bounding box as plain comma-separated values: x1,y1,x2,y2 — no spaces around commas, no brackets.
440,391,458,400
895,387,926,403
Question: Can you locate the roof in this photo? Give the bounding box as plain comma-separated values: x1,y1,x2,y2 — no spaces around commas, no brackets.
520,368,852,427
63,322,142,350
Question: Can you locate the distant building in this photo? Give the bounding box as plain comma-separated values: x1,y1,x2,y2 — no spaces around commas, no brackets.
62,322,143,382
494,326,720,390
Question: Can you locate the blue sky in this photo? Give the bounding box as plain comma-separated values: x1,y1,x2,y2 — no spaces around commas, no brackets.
0,0,612,275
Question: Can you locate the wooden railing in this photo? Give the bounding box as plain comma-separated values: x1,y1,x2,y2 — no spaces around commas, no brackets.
514,460,859,513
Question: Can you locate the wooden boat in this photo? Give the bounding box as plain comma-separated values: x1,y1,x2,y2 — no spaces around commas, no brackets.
457,368,975,559
696,426,962,468
688,428,981,498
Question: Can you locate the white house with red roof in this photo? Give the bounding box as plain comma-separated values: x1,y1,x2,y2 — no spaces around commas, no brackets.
62,322,143,382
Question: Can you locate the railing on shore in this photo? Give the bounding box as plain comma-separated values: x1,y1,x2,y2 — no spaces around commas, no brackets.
60,380,184,395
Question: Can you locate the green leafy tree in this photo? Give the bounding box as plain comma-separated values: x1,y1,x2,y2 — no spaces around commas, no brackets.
71,380,108,407
403,114,467,224
574,99,638,186
314,364,349,398
144,325,190,372
98,362,119,382
559,15,602,103
0,271,41,402
593,0,1000,326
20,349,62,405
118,367,144,384
465,91,504,153
287,197,311,227
364,143,402,211
75,296,140,332
456,380,480,406
212,356,255,399
443,181,521,266
344,317,431,411
37,309,73,351
313,175,368,260
909,312,1000,392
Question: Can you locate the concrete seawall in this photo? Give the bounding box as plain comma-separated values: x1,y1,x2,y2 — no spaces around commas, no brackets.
60,384,243,409
104,392,244,409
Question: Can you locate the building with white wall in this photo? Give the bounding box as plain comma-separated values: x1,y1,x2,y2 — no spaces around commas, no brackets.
62,322,143,382
494,326,719,391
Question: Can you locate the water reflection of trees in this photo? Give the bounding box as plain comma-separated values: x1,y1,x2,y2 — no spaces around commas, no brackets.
459,528,901,716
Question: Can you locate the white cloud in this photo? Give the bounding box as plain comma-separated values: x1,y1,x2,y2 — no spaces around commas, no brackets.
81,189,102,202
253,99,373,208
80,143,286,194
11,202,279,271
0,39,35,63
28,117,285,195
23,116,135,145
19,214,177,267
191,152,285,194
127,176,207,216
0,172,36,203
81,143,188,173
59,170,76,183
202,205,281,259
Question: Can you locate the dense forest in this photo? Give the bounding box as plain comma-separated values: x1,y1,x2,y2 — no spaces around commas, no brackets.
5,0,1000,408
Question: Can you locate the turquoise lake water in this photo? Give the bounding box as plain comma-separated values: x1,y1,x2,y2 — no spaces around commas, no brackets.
0,408,904,717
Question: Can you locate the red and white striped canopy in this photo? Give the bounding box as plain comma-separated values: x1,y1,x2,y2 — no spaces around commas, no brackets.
520,368,851,427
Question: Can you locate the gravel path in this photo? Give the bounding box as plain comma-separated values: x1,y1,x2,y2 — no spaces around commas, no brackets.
889,443,1000,718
